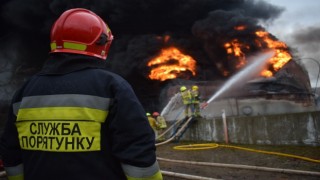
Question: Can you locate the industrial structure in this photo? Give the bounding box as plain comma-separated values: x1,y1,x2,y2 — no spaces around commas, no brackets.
158,59,320,146
161,59,317,118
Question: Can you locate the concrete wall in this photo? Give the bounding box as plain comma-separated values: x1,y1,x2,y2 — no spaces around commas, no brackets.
161,96,319,121
166,111,320,146
201,98,319,117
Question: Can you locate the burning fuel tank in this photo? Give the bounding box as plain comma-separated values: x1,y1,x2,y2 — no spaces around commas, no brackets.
160,59,317,120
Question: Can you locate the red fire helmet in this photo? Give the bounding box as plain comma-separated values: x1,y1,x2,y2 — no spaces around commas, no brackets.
153,112,160,117
50,8,113,60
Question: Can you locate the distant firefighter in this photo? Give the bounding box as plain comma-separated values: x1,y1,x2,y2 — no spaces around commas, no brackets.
153,112,167,140
153,112,167,129
180,86,193,118
191,85,202,118
147,112,160,139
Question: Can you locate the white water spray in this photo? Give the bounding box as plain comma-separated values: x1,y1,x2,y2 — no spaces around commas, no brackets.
160,93,182,116
206,51,275,104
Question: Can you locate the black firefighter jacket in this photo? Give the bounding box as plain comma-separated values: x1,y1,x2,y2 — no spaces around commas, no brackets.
0,54,162,180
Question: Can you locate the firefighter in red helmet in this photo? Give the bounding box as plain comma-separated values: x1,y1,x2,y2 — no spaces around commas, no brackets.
153,112,167,130
0,8,162,180
152,112,167,140
147,112,160,139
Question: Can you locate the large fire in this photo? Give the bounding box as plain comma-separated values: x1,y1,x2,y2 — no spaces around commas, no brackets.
224,39,250,69
255,30,292,77
224,26,292,77
148,27,291,81
147,47,196,81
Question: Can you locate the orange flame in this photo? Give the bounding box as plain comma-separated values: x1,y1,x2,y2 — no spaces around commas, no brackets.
255,30,292,77
224,39,249,69
224,27,292,78
147,47,196,81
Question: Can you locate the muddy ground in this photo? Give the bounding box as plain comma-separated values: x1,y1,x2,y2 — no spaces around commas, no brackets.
156,142,320,180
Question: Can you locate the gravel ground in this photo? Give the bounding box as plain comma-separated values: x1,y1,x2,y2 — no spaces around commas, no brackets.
156,142,320,180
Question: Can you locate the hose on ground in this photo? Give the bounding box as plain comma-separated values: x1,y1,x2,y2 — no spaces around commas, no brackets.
173,143,320,164
156,109,320,178
158,157,320,177
155,119,320,178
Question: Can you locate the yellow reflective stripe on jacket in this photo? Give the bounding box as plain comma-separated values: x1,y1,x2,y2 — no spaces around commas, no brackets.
7,174,24,180
5,164,24,180
122,161,162,180
17,107,108,123
126,171,162,180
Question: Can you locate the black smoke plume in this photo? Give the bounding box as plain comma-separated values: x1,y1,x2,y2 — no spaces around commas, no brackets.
0,0,284,111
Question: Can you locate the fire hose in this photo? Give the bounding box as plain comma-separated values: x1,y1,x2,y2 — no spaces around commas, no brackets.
155,106,320,178
156,99,203,144
158,143,320,178
156,117,193,146
173,143,320,163
156,114,187,141
155,117,320,178
155,117,223,179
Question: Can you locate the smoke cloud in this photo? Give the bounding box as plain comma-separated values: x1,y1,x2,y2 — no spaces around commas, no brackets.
0,0,286,110
292,26,320,55
291,26,320,87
